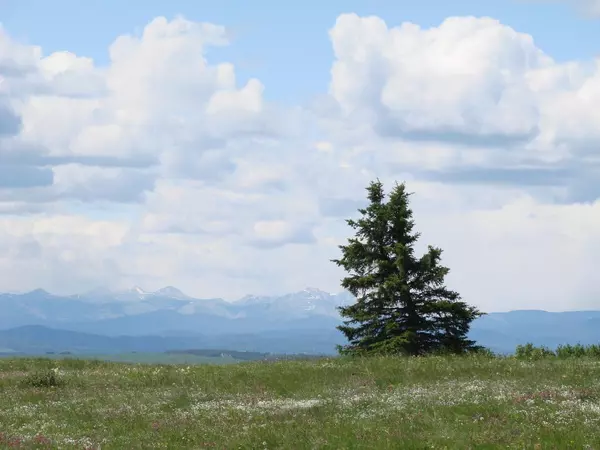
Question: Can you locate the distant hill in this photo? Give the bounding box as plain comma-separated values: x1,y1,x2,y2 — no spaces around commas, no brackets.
1,287,600,354
0,325,345,355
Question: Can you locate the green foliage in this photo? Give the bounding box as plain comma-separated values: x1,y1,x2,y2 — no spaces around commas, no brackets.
21,368,64,388
556,343,600,358
3,355,600,448
515,343,600,359
333,180,484,356
514,343,556,360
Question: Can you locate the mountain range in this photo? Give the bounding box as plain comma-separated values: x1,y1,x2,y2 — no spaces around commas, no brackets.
0,286,352,336
1,286,599,355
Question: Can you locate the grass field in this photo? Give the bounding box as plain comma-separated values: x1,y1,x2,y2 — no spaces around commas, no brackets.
1,355,600,449
0,352,241,366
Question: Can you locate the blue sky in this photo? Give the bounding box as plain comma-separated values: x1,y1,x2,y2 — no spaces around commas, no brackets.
0,0,599,311
2,0,599,104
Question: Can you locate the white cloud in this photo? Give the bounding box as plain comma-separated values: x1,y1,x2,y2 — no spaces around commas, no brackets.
0,215,127,294
330,15,543,141
0,13,599,312
327,13,600,164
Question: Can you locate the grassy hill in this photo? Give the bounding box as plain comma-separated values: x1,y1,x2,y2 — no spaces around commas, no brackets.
1,353,600,448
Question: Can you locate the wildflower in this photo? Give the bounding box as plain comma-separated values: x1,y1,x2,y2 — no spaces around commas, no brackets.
33,434,51,445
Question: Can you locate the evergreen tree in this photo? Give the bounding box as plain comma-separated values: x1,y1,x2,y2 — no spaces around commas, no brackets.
333,180,484,356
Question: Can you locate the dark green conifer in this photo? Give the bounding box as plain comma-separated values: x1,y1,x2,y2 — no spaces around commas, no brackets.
333,180,484,356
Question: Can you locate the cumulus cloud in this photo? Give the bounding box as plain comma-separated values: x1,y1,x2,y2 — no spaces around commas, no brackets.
328,13,600,159
0,214,126,294
329,15,542,144
325,14,600,196
0,13,599,312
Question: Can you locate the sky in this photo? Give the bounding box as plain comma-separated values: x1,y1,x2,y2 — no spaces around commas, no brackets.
0,0,599,312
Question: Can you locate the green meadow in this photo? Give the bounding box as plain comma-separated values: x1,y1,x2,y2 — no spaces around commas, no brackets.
1,351,600,449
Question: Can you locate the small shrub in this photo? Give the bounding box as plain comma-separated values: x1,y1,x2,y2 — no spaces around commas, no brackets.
21,368,64,388
427,345,496,358
515,343,600,359
515,343,555,360
585,344,600,357
556,343,586,358
554,343,600,358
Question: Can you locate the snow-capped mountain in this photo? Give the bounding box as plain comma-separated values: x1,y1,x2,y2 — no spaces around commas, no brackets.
131,285,148,296
154,286,190,300
116,285,173,301
4,287,600,355
78,286,192,303
235,288,354,318
0,286,354,336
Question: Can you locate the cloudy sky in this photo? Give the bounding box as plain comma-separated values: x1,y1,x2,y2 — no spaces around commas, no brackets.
0,0,599,311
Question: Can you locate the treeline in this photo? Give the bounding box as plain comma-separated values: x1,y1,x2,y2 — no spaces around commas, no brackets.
400,344,600,359
513,343,600,359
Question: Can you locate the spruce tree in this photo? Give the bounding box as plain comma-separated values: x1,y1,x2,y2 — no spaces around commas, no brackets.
333,180,484,356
